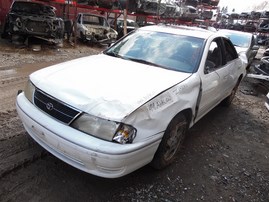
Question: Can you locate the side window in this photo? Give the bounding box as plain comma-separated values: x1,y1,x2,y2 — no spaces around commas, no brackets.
222,38,238,63
77,15,81,24
251,36,254,46
205,38,223,73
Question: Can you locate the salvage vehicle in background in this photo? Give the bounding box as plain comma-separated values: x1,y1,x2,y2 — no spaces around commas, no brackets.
1,1,64,45
110,18,139,39
137,0,166,15
218,29,259,68
16,25,245,178
76,13,118,44
98,0,118,9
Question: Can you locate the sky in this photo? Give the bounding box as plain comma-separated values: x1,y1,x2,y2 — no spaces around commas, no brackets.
218,0,267,13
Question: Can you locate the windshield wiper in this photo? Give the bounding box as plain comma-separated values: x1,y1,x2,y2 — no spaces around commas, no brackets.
105,53,164,68
233,44,241,47
128,58,163,68
104,51,125,59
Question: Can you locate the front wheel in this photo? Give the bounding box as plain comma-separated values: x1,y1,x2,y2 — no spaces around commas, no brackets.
151,113,188,169
80,32,87,42
1,22,10,39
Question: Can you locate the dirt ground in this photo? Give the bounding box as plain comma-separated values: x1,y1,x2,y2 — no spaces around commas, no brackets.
0,37,268,202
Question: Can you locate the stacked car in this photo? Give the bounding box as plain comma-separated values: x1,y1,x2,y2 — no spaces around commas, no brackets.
76,0,220,21
2,1,64,45
215,10,269,34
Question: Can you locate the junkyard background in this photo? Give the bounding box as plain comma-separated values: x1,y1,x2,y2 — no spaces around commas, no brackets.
0,36,269,202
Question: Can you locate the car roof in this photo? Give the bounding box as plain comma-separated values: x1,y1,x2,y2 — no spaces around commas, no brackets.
139,24,218,39
12,1,56,10
117,18,135,21
218,29,253,36
79,13,105,18
12,0,51,7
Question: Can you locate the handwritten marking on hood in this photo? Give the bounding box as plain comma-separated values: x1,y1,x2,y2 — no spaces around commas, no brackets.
147,94,174,113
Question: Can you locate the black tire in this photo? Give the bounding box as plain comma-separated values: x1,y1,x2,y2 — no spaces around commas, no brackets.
265,40,269,49
221,80,240,106
1,22,10,39
80,32,87,42
151,113,188,169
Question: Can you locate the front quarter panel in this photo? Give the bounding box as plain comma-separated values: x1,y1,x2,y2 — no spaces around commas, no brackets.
123,74,200,142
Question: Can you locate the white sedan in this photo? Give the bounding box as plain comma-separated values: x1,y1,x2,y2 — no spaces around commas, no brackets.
16,25,245,178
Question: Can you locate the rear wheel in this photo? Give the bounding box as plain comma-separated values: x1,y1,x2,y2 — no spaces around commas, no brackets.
80,32,87,42
151,113,188,169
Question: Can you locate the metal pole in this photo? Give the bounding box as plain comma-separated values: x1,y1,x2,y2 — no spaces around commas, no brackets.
157,0,161,23
74,1,77,47
123,0,129,36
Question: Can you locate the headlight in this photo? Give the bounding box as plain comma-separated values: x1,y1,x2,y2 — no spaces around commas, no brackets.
24,80,35,103
87,27,95,34
15,17,22,28
113,123,137,144
71,113,136,144
107,32,117,39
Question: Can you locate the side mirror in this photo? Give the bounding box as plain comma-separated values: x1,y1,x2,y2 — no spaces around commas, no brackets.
204,60,215,74
252,45,259,51
107,42,115,47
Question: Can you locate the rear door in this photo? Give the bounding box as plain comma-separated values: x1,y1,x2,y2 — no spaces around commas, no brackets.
220,37,242,96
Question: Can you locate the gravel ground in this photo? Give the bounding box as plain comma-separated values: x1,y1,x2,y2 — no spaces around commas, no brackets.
0,37,268,202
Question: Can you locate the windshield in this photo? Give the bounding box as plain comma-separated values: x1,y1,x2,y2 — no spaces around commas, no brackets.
225,32,251,48
82,15,108,26
104,30,204,73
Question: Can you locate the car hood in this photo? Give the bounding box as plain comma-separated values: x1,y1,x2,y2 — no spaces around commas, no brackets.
84,24,109,30
31,54,191,121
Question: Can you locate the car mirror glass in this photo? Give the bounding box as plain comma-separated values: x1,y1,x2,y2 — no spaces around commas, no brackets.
252,45,259,51
106,42,115,48
205,60,215,74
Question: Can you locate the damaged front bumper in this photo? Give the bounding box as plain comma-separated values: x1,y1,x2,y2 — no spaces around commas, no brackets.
85,34,116,44
16,92,162,178
7,14,64,43
85,31,117,44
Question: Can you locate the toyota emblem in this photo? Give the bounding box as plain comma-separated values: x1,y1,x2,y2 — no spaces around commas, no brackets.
46,102,54,111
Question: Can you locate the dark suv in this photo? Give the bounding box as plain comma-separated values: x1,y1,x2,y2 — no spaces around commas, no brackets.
2,1,64,44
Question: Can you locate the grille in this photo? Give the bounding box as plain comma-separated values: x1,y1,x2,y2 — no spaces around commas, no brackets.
34,89,81,125
25,20,48,33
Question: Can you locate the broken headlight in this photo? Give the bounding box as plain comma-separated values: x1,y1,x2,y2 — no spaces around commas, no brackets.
107,29,118,39
24,80,35,103
113,123,137,144
15,17,22,28
71,113,137,144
